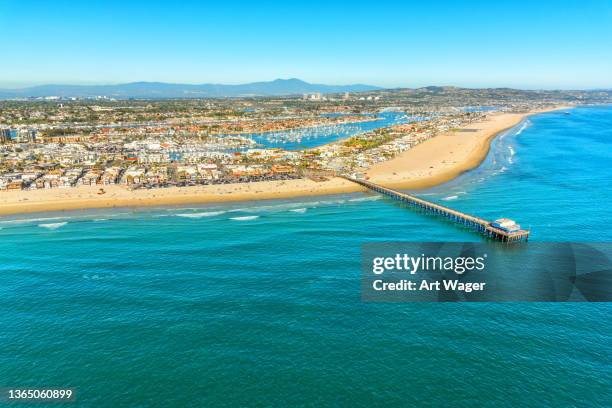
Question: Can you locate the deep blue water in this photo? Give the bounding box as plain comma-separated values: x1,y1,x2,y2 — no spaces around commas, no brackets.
0,106,611,406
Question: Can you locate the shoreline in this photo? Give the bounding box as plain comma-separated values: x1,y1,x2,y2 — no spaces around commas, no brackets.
364,106,567,189
0,106,570,217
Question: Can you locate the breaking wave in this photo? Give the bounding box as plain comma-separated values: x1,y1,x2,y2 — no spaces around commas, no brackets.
176,211,226,219
228,198,348,214
38,222,68,230
0,216,68,225
230,216,260,221
514,120,530,136
348,196,382,202
508,145,516,164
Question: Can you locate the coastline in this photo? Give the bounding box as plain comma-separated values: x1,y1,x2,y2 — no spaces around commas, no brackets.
0,178,361,216
0,106,570,217
365,106,568,189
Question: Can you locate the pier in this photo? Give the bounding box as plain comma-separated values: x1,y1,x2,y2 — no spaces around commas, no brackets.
343,177,529,242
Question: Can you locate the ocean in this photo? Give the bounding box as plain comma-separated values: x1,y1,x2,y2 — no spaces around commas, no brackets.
0,106,611,406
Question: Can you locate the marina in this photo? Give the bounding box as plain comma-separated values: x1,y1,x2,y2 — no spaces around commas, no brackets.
243,111,412,150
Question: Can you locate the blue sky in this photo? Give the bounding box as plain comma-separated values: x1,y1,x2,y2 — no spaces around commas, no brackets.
1,0,611,89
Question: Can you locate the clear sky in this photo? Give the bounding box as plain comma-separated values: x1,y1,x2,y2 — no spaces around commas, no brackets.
1,0,611,89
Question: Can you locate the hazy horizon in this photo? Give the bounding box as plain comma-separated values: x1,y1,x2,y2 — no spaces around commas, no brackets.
0,78,609,92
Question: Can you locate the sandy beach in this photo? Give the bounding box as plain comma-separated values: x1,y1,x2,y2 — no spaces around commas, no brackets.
0,106,568,216
365,108,561,189
0,177,360,216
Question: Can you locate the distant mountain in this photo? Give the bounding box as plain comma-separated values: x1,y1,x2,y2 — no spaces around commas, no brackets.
0,78,382,99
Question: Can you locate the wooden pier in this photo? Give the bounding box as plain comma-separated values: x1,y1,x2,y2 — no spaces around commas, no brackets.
343,177,529,242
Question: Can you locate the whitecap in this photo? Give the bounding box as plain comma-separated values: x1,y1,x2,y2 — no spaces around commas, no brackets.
227,207,247,213
508,146,516,164
227,197,351,215
290,208,307,213
514,120,530,136
0,216,67,225
442,195,458,201
230,216,259,221
176,211,226,219
228,201,316,213
348,196,382,202
318,199,346,206
38,222,67,230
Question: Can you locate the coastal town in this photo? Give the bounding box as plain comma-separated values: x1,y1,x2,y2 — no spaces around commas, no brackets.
0,87,608,193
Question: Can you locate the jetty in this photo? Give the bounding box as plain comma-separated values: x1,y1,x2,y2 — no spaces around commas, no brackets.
343,177,529,242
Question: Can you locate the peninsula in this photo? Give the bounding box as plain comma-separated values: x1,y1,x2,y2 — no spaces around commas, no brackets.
0,103,568,216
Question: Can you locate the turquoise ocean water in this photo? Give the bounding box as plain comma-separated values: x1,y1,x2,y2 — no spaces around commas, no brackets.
1,106,611,406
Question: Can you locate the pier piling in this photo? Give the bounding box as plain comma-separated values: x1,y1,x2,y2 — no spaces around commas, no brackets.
342,176,530,242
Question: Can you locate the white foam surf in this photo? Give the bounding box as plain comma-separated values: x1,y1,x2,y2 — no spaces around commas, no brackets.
442,195,458,201
230,215,259,221
38,222,68,230
0,216,68,225
290,208,307,213
515,120,530,136
176,211,226,219
348,196,382,202
228,200,324,213
508,145,516,164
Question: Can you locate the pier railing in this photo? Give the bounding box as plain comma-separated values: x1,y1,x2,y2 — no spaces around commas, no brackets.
342,176,529,242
